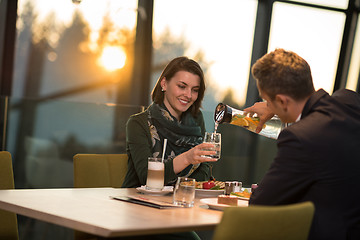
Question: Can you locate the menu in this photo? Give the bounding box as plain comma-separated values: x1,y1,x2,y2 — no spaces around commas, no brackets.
110,195,182,209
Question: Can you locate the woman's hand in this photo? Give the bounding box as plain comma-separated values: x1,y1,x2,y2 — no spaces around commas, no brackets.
172,142,217,174
244,102,274,133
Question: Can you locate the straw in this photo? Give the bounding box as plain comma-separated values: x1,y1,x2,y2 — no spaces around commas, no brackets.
161,138,167,162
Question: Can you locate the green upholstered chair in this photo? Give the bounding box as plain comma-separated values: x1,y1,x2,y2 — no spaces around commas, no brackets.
73,153,128,188
212,201,315,240
0,151,19,240
73,153,128,240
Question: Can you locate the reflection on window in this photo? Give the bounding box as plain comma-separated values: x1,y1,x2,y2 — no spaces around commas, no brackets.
269,2,345,94
152,0,257,109
14,0,137,104
346,14,360,91
290,0,348,9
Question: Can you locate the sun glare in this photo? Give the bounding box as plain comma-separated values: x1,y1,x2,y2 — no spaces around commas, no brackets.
98,46,127,71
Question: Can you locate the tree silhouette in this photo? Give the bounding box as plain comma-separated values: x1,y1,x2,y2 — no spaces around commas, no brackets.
221,88,243,109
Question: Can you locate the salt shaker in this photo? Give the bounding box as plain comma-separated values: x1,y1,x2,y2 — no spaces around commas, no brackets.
233,181,242,192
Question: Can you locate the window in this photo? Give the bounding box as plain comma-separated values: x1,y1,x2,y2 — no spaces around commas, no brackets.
152,0,258,109
269,2,345,94
346,14,360,91
291,0,348,9
14,0,138,103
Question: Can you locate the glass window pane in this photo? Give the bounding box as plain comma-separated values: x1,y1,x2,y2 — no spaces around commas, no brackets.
11,0,140,192
14,0,137,103
288,0,348,9
346,14,360,91
269,2,345,94
153,0,257,111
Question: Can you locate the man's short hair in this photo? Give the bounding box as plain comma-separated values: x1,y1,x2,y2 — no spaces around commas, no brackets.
251,48,315,100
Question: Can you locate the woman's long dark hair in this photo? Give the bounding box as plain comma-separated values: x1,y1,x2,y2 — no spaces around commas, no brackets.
151,56,205,117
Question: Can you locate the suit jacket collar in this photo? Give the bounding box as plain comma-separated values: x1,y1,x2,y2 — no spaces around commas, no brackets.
301,89,329,118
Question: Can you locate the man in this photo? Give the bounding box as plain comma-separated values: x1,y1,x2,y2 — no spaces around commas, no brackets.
245,48,360,240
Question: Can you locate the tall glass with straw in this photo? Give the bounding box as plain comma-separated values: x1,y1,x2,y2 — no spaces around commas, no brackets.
145,139,167,190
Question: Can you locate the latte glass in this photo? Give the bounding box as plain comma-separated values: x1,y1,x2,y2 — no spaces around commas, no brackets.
146,157,164,190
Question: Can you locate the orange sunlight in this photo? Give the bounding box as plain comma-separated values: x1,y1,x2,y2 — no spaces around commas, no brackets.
98,46,127,72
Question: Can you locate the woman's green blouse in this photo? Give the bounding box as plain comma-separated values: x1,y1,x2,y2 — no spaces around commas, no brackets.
122,110,210,188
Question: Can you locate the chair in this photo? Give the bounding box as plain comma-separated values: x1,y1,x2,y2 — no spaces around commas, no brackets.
73,153,128,188
212,201,315,240
73,153,128,240
0,151,19,240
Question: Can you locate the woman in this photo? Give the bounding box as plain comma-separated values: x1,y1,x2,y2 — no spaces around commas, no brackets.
122,56,217,189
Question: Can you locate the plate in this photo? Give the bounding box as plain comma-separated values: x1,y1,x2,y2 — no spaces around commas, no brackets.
234,196,250,201
136,186,173,196
200,198,248,211
195,189,225,198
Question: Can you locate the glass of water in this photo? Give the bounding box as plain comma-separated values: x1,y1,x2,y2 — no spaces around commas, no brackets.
173,177,195,208
202,132,221,160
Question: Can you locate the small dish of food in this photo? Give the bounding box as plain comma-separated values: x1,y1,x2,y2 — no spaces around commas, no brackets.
195,180,225,198
230,189,252,201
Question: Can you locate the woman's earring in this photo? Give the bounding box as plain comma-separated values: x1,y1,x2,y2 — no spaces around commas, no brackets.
161,88,165,92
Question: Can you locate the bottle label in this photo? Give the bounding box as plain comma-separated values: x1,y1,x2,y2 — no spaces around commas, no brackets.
214,110,225,123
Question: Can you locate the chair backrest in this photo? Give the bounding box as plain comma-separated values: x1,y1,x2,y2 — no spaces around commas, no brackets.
212,201,315,240
73,154,128,240
73,154,128,188
0,151,19,240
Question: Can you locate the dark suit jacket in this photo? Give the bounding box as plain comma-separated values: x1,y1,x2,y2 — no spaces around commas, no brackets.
249,89,360,240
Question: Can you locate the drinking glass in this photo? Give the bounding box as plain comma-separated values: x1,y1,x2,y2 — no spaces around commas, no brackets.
251,183,258,192
202,132,221,159
173,177,195,207
146,157,164,190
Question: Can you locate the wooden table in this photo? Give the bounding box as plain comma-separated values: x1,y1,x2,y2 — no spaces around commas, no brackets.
0,188,223,237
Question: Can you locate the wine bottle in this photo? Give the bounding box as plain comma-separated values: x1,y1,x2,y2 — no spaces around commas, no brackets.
214,103,286,139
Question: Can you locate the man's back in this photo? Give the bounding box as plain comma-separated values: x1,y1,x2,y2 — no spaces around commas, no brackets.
250,89,360,240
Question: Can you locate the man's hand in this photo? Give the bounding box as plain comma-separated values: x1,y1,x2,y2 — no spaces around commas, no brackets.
244,102,274,133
